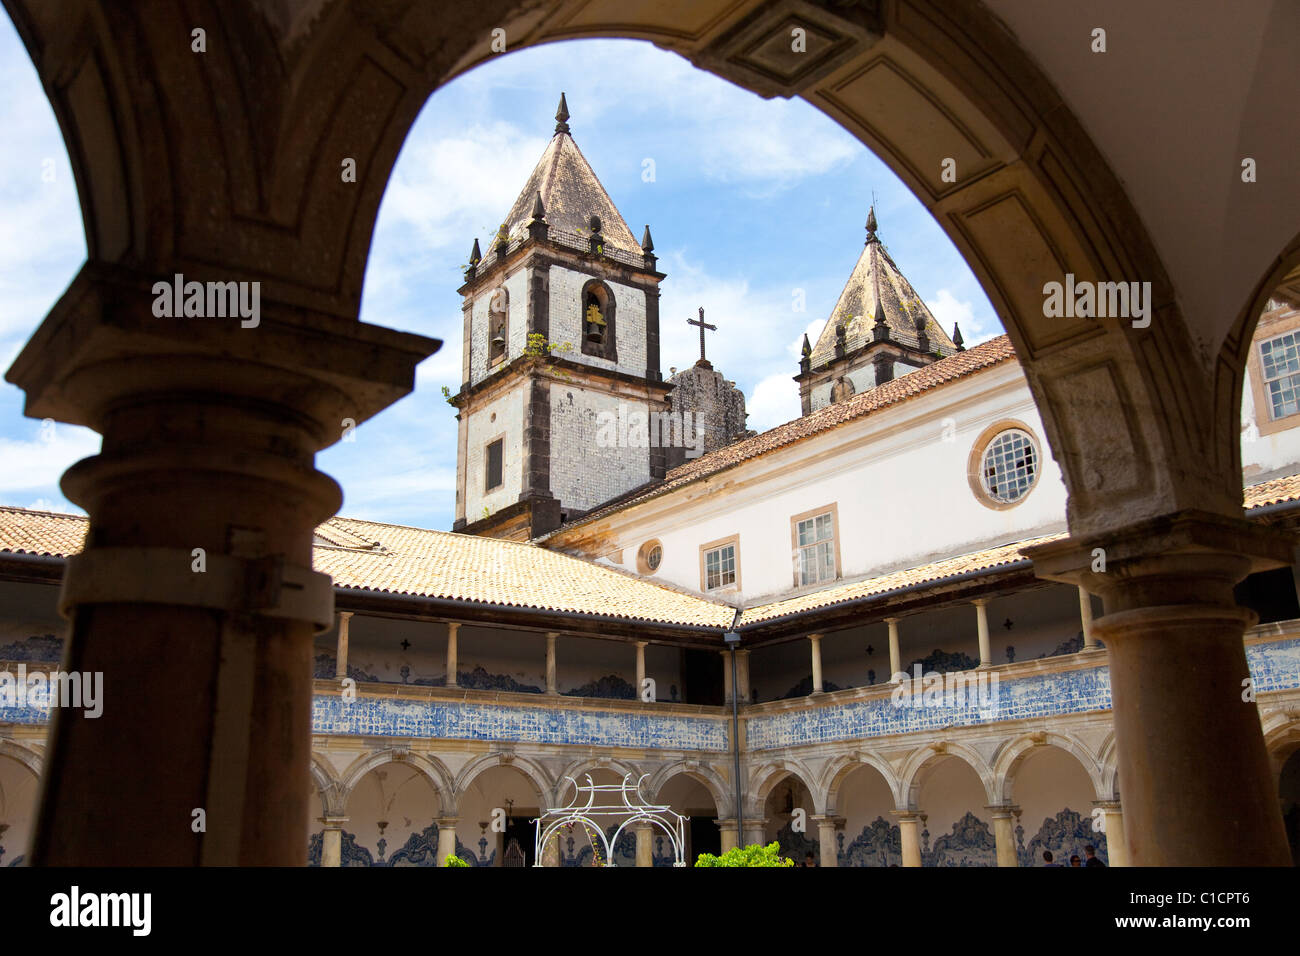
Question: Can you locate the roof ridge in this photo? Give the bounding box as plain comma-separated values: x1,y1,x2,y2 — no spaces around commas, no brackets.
0,504,86,521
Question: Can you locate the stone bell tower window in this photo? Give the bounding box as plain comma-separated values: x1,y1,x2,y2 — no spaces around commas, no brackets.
488,287,508,366
580,279,617,362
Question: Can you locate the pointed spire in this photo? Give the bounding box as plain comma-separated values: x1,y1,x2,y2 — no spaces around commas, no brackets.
531,191,546,221
555,92,570,135
641,224,654,253
953,322,965,351
801,333,812,357
865,204,878,243
469,238,481,264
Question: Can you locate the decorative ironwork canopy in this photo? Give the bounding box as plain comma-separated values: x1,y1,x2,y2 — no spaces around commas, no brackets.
534,773,688,867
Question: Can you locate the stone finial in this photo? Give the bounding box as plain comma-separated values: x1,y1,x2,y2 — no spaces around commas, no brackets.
531,191,546,221
468,238,481,265
953,322,965,351
865,204,878,242
641,224,654,253
555,92,570,135
801,333,812,358
872,301,890,343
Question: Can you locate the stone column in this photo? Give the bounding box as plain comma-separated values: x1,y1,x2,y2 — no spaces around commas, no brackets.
722,649,734,704
436,818,458,866
333,611,353,680
973,599,992,668
809,633,824,694
635,641,647,701
716,819,740,853
894,811,923,867
546,632,558,695
445,622,459,688
886,617,902,681
736,649,751,703
634,821,653,867
1094,802,1128,867
987,805,1019,867
319,816,347,868
1027,513,1294,865
812,815,842,867
742,818,767,848
8,270,438,865
1078,586,1098,650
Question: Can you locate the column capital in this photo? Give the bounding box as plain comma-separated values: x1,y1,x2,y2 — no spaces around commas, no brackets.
810,814,846,828
1091,800,1122,811
318,815,350,829
883,616,900,625
436,816,460,827
984,804,1021,819
971,597,990,608
889,809,922,822
337,610,354,622
807,632,823,642
446,620,460,632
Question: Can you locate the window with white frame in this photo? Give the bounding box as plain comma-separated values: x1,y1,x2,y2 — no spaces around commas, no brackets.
980,429,1037,504
1259,331,1300,420
703,543,736,591
795,512,836,586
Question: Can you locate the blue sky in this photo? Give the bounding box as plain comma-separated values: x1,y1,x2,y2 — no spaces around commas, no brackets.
0,30,1001,530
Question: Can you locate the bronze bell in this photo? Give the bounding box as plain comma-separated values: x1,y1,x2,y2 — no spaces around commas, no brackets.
491,333,506,351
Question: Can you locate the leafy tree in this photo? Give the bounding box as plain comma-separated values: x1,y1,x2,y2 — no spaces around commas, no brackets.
694,842,795,867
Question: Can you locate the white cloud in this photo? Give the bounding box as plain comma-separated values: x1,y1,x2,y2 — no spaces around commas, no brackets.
747,372,802,434
926,288,996,344
0,423,99,505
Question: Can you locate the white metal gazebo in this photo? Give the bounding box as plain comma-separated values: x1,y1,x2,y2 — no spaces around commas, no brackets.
534,773,689,867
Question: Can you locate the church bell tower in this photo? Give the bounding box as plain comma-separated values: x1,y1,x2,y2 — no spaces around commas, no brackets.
451,94,671,540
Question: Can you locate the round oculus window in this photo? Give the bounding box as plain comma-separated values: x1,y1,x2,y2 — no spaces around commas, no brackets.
637,540,664,575
980,428,1038,504
646,544,662,571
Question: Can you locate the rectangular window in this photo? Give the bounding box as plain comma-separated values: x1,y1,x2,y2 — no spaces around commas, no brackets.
1260,331,1300,420
703,544,736,591
485,439,503,491
790,504,840,588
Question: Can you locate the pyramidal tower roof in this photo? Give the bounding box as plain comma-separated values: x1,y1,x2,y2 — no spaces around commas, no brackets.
499,93,641,257
809,206,957,368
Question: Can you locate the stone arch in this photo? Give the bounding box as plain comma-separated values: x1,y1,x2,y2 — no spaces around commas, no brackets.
1097,732,1122,801
579,276,618,363
1263,713,1300,781
0,739,42,780
647,760,733,819
821,751,901,817
898,742,996,809
456,752,552,807
749,758,821,816
993,732,1107,804
339,748,455,817
309,751,345,816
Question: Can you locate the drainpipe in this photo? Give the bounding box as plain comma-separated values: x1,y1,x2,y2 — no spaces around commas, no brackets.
724,623,743,848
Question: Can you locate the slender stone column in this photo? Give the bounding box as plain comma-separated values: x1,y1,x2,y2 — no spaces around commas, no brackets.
436,817,459,866
736,648,751,703
1078,586,1098,649
885,617,902,681
8,269,439,865
722,649,734,704
1027,513,1294,865
809,633,824,693
445,622,459,688
894,811,923,867
634,821,653,867
320,816,348,867
1094,802,1128,867
716,819,739,853
987,806,1019,867
546,632,558,695
812,815,842,867
742,818,767,848
334,611,353,680
635,641,647,701
973,599,992,668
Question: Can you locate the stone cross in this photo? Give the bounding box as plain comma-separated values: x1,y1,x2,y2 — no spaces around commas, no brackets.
687,307,716,362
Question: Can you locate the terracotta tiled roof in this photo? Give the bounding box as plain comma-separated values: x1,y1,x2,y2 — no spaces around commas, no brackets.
737,533,1066,627
0,507,735,628
1242,473,1300,509
540,334,1019,539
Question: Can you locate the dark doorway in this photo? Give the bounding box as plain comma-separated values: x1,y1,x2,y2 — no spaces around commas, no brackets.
689,815,722,864
1233,567,1300,624
682,648,724,705
502,815,534,868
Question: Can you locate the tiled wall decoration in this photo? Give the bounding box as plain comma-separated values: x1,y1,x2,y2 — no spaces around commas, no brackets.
0,635,62,662
1018,807,1108,867
838,817,902,867
563,674,635,700
306,830,376,867
778,676,844,701
924,811,997,867
310,694,730,751
773,820,820,863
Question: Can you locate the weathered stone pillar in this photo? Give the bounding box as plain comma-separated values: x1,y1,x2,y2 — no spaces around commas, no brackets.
812,815,841,867
894,811,923,867
973,598,991,667
987,806,1019,867
736,648,751,703
445,622,459,688
809,633,824,693
635,640,647,701
8,267,438,866
634,821,653,867
436,818,459,866
546,632,558,695
742,818,767,848
1094,801,1128,867
716,818,739,853
320,816,347,868
334,611,353,680
885,617,902,681
1078,586,1097,650
1027,513,1293,865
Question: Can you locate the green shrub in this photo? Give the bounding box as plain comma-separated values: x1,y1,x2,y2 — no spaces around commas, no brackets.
444,854,470,867
694,842,794,867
